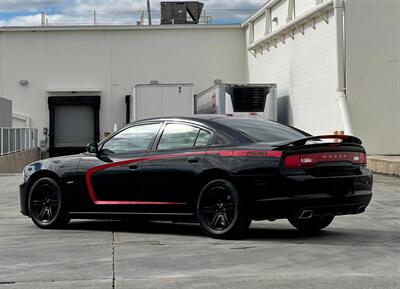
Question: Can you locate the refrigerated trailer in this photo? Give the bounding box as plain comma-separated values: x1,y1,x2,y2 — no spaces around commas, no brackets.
194,84,277,120
131,83,194,121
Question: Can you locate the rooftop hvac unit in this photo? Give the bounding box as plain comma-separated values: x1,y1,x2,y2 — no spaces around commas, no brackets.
161,1,204,24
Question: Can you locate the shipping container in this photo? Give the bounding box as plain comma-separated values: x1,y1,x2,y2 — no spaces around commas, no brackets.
194,84,277,120
132,83,194,121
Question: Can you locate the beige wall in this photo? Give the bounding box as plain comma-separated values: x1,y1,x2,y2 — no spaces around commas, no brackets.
345,0,400,154
0,25,246,142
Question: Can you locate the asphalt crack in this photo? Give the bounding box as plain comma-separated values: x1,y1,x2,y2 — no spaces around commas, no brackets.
0,281,16,285
112,231,116,289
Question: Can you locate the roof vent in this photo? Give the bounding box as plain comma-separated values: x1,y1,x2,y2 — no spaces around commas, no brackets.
161,2,204,24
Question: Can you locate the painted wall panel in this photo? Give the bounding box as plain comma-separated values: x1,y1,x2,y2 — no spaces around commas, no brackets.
247,11,342,136
271,0,290,31
0,97,12,127
0,26,246,144
345,0,400,154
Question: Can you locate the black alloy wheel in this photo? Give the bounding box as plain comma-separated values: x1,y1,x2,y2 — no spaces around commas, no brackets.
28,177,70,229
197,179,251,239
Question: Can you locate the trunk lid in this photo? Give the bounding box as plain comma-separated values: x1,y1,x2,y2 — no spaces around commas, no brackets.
273,135,367,177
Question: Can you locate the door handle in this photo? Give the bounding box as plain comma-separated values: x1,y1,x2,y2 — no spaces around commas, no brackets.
129,163,139,170
187,156,200,163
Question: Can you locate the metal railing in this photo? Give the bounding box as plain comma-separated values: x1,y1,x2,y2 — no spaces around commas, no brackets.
0,128,38,156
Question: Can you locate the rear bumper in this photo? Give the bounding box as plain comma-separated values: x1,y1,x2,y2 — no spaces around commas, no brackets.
252,190,372,219
19,183,28,216
251,168,373,219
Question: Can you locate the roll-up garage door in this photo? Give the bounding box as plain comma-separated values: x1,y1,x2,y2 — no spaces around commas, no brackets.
54,105,94,147
48,96,100,157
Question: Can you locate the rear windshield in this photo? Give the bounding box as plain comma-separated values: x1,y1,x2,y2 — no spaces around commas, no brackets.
216,118,307,143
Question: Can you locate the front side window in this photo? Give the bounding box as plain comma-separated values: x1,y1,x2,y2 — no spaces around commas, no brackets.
102,123,161,153
157,123,201,150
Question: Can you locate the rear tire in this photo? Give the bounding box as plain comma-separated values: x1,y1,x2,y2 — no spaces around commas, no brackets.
28,177,70,229
196,179,251,239
288,215,334,233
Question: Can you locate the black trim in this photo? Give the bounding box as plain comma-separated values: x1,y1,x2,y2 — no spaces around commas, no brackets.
125,95,131,125
48,96,100,157
69,212,193,216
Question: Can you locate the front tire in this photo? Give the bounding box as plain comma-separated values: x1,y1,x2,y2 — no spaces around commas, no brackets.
288,215,334,233
28,177,70,229
196,179,251,239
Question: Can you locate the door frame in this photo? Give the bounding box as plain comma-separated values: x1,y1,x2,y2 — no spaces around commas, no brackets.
48,95,100,157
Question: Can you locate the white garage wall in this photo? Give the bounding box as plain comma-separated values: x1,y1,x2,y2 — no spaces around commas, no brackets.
345,0,400,154
246,10,343,135
0,25,246,142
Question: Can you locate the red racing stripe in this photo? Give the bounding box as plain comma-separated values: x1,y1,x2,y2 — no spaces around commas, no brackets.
85,149,281,205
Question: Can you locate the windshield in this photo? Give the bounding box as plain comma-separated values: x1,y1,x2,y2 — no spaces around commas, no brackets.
216,118,308,143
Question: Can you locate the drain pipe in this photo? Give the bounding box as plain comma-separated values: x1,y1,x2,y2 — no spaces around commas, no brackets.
334,0,353,135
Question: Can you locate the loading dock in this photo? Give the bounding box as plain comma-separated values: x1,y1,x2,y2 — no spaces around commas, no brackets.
48,96,100,157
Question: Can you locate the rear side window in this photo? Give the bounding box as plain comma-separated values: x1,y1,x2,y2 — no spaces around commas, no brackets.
216,118,307,143
158,123,200,150
195,130,211,147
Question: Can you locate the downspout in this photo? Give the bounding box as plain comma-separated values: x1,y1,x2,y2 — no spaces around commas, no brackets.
334,0,353,135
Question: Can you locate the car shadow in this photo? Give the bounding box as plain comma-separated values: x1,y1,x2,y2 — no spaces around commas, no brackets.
65,219,399,245
67,219,203,236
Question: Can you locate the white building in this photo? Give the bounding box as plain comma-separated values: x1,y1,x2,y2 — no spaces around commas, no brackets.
243,0,400,155
0,0,399,155
0,25,245,155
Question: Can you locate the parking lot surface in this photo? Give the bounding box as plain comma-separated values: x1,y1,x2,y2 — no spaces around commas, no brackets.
0,174,399,289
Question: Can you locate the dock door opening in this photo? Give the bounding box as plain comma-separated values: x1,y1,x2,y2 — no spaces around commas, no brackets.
48,96,100,157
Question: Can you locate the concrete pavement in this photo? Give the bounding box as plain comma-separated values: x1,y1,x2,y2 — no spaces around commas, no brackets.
0,174,399,289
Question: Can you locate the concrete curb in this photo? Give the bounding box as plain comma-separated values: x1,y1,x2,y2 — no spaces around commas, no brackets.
0,148,40,173
368,155,400,177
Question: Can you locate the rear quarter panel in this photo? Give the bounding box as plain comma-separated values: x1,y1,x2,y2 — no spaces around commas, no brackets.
203,145,282,202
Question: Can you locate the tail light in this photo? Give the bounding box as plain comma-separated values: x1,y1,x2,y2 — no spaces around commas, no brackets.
359,152,367,165
284,155,301,169
284,152,367,169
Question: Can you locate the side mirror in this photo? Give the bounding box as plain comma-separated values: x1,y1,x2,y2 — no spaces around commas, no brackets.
86,142,98,154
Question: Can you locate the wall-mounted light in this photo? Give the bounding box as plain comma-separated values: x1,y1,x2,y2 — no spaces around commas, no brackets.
272,17,279,26
19,80,29,86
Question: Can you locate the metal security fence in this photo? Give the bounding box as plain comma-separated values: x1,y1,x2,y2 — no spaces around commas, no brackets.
0,128,38,156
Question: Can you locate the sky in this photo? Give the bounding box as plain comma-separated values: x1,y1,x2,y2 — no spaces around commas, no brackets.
0,0,267,26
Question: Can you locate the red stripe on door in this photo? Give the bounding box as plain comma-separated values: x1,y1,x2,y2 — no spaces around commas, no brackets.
85,149,281,205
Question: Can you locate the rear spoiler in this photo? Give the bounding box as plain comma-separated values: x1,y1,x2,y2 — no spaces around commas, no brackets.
271,135,362,149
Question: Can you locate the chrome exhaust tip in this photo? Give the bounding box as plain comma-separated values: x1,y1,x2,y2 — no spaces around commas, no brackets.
357,206,366,214
298,209,313,219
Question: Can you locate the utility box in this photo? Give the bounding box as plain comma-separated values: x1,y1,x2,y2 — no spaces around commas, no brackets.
0,97,12,127
132,83,194,121
161,1,204,24
195,83,277,121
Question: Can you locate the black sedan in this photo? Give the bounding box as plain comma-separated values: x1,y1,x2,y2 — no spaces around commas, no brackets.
20,116,373,239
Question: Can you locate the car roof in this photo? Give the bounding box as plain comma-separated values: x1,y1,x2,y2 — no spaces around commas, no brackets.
135,114,229,122
132,115,238,128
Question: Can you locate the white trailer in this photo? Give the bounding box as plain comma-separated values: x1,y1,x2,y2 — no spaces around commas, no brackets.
132,83,194,121
194,84,277,120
